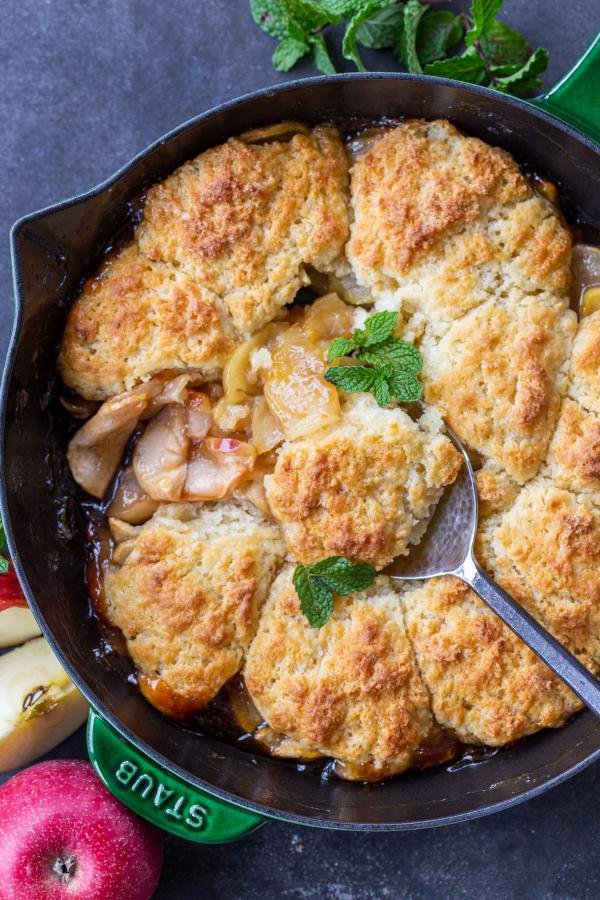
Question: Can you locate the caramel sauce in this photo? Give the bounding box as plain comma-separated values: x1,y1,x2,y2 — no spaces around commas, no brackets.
138,674,207,720
85,519,111,622
85,518,129,656
414,727,470,770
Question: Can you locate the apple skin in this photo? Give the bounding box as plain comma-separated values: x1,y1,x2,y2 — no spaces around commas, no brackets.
0,759,163,900
0,564,41,647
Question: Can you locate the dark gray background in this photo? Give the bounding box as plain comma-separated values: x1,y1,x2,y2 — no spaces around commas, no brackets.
2,1,600,898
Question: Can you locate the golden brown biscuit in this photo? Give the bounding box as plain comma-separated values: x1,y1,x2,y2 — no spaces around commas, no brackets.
568,309,600,414
483,479,600,672
137,126,350,335
244,567,434,777
545,311,600,491
421,296,577,483
349,119,571,327
546,400,600,493
475,462,520,517
103,500,285,715
265,395,462,569
402,576,581,745
59,244,239,400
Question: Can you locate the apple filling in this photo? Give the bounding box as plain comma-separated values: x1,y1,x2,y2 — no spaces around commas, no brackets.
67,292,354,515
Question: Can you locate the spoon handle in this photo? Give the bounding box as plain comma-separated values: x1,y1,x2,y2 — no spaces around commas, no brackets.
461,556,600,717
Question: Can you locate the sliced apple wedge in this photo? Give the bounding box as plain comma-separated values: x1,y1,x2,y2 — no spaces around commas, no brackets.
0,562,41,647
0,607,41,647
0,637,88,772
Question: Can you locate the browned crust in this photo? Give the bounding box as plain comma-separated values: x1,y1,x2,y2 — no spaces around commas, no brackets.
348,119,571,300
137,126,350,334
547,399,600,492
265,399,462,569
403,576,581,745
59,244,239,400
245,569,434,771
103,503,285,711
422,298,576,483
485,481,600,671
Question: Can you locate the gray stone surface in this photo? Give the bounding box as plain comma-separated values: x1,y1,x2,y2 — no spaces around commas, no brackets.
1,2,599,897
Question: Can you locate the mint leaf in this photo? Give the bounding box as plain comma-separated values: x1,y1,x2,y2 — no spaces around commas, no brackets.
327,336,357,361
425,52,487,84
359,337,423,372
357,2,404,49
293,565,334,628
388,369,423,402
396,0,427,74
480,19,530,66
324,364,376,393
489,62,523,77
327,310,398,356
372,368,392,406
273,36,310,70
493,47,549,95
321,0,359,14
417,11,464,65
360,309,398,346
0,517,6,552
287,0,339,29
294,556,376,627
342,0,392,72
465,0,503,47
325,311,422,408
250,0,290,38
251,0,339,74
310,33,337,73
0,556,9,574
310,556,376,594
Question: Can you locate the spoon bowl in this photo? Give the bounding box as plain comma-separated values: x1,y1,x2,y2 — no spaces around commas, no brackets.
386,427,477,579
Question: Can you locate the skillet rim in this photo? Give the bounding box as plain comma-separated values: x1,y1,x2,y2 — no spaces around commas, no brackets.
4,71,600,831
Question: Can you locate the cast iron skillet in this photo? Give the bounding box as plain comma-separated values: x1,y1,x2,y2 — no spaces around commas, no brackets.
4,35,600,842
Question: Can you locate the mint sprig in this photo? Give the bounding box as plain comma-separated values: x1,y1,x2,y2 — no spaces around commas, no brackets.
479,18,531,67
492,47,549,96
396,0,427,74
343,0,398,72
250,0,338,73
324,310,422,407
416,10,464,65
465,0,502,48
424,47,487,84
425,0,548,94
356,3,404,49
293,556,376,627
249,0,548,97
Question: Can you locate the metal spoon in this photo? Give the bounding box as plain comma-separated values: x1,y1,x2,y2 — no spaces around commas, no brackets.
386,428,600,717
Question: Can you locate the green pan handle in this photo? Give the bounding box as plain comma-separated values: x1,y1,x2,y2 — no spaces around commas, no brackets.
87,709,266,843
529,33,600,144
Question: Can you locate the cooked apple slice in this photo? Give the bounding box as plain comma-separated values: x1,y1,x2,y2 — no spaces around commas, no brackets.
183,437,257,500
262,295,352,442
0,566,41,648
0,637,88,772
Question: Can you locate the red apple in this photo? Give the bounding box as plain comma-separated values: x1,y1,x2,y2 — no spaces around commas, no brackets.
0,565,27,610
0,759,163,900
0,561,41,647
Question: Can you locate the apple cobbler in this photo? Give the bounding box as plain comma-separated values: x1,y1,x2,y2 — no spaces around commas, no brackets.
59,119,600,781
